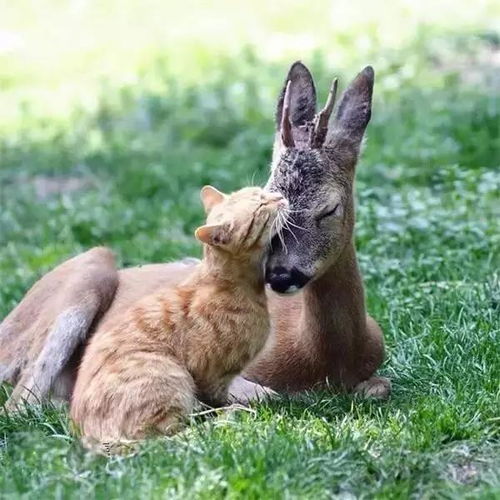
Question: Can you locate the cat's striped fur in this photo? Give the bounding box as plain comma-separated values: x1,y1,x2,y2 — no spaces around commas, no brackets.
70,186,287,449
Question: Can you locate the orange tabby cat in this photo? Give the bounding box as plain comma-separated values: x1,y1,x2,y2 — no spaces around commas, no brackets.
70,186,287,448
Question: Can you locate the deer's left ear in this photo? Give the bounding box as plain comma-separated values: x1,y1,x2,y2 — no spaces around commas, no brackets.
200,185,225,214
326,66,374,163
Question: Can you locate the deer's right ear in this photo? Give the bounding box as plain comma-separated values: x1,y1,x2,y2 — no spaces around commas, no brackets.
326,66,374,165
274,62,317,151
200,185,225,213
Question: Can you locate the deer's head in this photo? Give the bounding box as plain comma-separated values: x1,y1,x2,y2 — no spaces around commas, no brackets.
265,62,374,294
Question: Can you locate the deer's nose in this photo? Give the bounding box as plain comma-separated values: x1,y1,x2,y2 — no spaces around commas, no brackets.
266,266,310,294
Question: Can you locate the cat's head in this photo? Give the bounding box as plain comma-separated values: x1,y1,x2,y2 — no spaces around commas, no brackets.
195,186,288,257
265,62,374,294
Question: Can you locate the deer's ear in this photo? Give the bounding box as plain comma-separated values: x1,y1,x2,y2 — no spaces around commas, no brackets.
195,224,228,246
200,185,225,214
274,62,316,145
326,66,374,163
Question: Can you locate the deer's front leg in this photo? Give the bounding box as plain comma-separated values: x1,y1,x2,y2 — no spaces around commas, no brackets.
353,315,391,400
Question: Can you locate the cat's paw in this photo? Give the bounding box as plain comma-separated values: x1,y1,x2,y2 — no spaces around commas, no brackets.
354,376,391,400
228,376,277,405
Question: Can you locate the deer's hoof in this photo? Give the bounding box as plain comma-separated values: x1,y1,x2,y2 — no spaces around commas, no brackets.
354,376,391,400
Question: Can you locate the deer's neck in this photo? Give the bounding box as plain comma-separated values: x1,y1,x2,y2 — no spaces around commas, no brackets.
301,241,367,354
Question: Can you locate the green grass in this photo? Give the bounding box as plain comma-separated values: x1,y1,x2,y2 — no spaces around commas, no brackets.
1,2,500,498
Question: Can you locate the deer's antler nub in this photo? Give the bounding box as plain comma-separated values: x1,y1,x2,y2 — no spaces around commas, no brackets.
280,80,295,148
310,78,338,148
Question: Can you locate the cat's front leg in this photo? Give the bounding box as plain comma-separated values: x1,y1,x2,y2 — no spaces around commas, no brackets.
228,375,277,405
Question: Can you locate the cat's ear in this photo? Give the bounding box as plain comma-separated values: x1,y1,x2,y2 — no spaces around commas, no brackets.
195,224,229,246
200,185,225,213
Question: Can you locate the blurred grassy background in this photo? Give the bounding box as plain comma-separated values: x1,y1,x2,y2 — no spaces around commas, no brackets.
1,1,499,497
1,0,498,290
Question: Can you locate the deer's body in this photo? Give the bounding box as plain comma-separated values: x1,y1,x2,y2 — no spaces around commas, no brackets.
1,62,390,409
250,244,385,392
1,247,385,404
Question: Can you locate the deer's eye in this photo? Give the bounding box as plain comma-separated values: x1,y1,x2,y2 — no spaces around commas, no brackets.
318,204,340,221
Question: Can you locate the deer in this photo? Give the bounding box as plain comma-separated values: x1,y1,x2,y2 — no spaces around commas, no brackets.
0,62,390,410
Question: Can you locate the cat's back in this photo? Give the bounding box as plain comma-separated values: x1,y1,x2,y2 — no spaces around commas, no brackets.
95,261,196,335
83,284,189,360
76,274,269,392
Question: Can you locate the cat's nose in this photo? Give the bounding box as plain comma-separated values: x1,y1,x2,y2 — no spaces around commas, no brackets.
266,191,282,200
277,197,288,209
266,193,287,206
266,266,310,294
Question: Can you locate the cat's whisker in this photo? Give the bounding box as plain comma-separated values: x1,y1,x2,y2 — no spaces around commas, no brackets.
277,209,304,245
268,216,278,246
275,211,288,254
284,209,306,214
285,219,308,232
282,218,300,245
269,214,282,252
281,210,308,233
281,207,307,215
249,171,257,187
281,214,290,255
